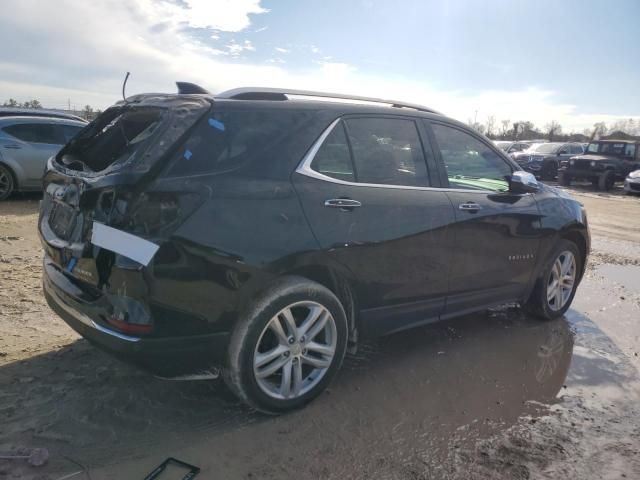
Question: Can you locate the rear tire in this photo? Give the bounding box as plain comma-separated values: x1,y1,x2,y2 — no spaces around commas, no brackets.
558,172,571,186
598,170,615,191
0,164,15,201
224,276,348,414
525,240,581,320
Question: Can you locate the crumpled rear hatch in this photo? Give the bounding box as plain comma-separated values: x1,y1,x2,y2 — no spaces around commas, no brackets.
40,94,211,287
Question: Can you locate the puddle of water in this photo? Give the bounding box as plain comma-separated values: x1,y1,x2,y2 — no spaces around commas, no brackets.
597,264,640,292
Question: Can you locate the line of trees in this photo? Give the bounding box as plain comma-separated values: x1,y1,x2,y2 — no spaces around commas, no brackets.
468,115,640,142
2,98,100,120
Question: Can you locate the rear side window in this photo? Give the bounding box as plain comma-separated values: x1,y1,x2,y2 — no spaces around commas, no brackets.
311,123,354,182
61,125,83,142
167,109,312,177
2,123,62,144
431,123,511,192
344,118,429,186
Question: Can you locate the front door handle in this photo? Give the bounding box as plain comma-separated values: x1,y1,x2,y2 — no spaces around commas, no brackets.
324,198,362,210
3,144,21,149
459,202,482,212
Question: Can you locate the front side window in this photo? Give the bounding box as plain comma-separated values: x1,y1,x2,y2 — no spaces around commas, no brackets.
431,123,512,192
344,117,429,186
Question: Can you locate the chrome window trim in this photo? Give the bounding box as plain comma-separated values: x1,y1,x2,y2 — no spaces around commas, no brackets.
295,118,514,195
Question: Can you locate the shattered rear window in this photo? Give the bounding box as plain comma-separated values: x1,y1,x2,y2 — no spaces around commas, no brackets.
57,107,165,173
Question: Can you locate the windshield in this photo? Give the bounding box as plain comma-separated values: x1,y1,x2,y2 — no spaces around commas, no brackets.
587,142,636,158
532,143,561,154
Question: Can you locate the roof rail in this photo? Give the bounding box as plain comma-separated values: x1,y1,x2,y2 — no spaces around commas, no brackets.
215,87,441,114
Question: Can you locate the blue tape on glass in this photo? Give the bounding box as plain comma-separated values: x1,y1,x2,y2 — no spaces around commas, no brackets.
208,118,225,131
183,149,193,160
67,257,77,273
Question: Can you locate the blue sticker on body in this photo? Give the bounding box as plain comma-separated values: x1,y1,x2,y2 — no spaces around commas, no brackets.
183,149,193,160
67,257,77,273
208,118,225,131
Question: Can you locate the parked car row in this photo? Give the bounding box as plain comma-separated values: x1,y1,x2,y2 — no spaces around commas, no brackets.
494,138,640,192
559,139,640,192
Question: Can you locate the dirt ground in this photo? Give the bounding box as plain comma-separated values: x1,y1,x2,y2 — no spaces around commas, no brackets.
1,184,639,480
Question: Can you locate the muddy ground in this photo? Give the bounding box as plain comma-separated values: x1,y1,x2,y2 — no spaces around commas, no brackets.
1,183,639,480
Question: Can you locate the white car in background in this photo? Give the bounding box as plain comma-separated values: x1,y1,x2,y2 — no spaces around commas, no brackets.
624,169,640,195
0,116,86,200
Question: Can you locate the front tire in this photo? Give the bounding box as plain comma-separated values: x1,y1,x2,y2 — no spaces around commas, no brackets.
598,170,615,191
224,276,348,414
525,240,581,320
0,164,15,201
558,172,571,186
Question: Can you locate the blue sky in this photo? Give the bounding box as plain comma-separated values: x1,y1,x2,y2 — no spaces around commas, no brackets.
0,0,638,131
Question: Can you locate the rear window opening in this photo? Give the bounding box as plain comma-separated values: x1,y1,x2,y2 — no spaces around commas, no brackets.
57,107,166,173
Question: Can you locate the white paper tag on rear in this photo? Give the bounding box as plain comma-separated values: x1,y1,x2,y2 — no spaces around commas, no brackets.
91,222,159,266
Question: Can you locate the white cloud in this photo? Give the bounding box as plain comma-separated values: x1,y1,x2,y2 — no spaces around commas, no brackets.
310,45,320,54
154,0,268,31
227,40,255,55
0,0,635,132
275,47,290,54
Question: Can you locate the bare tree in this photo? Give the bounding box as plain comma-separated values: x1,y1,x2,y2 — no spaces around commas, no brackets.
591,122,607,140
82,105,94,120
545,121,562,142
2,98,19,107
21,99,42,109
485,115,496,138
501,119,510,137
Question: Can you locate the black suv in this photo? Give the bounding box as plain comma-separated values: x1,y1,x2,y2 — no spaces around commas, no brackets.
558,139,640,190
513,142,584,180
40,86,589,413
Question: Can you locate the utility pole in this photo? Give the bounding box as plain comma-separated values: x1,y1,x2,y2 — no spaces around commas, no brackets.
68,98,71,111
474,110,478,124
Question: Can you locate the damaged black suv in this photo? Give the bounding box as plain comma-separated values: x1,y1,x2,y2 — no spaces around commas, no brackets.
558,139,640,190
40,85,590,413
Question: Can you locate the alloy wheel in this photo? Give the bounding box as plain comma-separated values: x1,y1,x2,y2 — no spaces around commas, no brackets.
253,301,337,400
546,251,576,311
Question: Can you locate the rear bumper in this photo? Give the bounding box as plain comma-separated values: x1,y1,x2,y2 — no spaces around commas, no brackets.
43,257,229,377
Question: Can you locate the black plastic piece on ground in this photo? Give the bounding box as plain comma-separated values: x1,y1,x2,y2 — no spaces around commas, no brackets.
143,457,200,480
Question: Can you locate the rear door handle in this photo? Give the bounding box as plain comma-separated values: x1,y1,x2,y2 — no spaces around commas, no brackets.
459,202,482,212
324,198,362,210
3,144,21,149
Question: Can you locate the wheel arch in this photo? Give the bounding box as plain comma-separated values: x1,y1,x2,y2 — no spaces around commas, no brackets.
0,162,20,191
559,228,589,282
285,263,359,348
0,160,19,193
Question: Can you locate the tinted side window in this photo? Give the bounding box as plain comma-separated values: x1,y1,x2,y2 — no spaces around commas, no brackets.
3,123,61,144
431,123,511,192
311,123,354,182
344,118,429,186
167,109,313,177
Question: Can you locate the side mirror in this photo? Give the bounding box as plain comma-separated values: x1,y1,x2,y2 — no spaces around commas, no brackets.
510,170,539,193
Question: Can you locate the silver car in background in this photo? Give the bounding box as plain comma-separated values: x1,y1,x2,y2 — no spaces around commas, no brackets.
0,116,86,200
